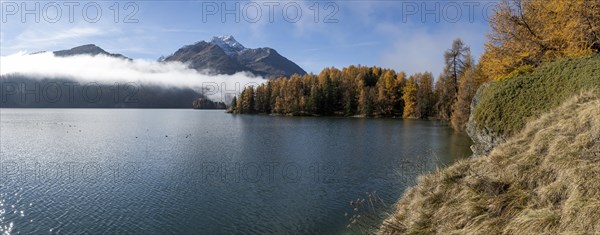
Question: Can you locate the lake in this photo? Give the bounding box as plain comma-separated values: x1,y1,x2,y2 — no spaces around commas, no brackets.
0,109,472,234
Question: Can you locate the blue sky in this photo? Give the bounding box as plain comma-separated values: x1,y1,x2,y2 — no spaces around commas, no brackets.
1,0,496,76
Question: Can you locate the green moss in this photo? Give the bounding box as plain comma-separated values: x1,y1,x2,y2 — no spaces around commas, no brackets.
473,55,600,136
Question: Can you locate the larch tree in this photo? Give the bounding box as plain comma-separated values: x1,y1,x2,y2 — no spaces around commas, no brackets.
358,85,374,116
481,0,600,80
229,96,238,113
451,51,479,131
376,70,397,116
402,77,418,119
445,39,470,94
394,72,407,116
240,86,255,114
435,38,470,122
415,72,435,119
435,69,455,122
236,89,244,113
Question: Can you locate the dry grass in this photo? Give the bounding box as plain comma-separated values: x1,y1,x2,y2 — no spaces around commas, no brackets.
380,91,600,234
345,191,389,234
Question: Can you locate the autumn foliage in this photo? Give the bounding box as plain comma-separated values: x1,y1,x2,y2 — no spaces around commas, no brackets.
229,66,413,117
229,38,487,132
481,0,600,80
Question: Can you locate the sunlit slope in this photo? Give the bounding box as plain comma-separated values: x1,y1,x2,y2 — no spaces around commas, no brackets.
473,55,600,136
380,91,600,234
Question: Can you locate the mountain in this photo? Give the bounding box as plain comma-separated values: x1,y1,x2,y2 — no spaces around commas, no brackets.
210,35,246,56
53,44,130,60
163,41,248,75
164,35,306,78
0,75,205,108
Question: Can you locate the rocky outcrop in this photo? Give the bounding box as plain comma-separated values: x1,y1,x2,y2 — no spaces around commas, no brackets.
466,83,506,157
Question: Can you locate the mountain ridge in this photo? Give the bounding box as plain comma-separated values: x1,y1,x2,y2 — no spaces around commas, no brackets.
164,35,306,78
53,44,130,60
33,36,306,79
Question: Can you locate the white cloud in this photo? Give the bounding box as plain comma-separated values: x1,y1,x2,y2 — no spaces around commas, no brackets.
1,22,158,58
0,52,266,102
1,25,116,54
284,0,337,38
377,22,487,77
17,27,105,44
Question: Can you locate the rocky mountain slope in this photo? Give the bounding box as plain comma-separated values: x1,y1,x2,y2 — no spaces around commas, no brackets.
53,44,130,59
164,35,306,78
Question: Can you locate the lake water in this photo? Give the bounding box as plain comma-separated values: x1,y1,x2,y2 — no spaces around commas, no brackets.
0,109,472,234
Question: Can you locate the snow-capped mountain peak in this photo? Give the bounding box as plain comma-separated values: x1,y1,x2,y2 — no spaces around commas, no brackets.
210,35,246,56
165,35,307,78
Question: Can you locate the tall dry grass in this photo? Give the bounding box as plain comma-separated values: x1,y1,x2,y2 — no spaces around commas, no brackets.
380,91,600,234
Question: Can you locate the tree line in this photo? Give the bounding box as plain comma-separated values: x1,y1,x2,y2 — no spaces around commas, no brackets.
229,38,487,131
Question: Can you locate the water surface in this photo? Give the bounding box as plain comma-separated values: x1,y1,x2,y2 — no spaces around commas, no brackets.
0,109,472,234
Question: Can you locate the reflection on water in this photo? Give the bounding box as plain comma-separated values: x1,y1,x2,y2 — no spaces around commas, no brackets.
0,109,472,234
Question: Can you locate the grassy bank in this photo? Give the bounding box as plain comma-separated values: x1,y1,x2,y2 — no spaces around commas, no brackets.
472,55,600,136
380,91,600,234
